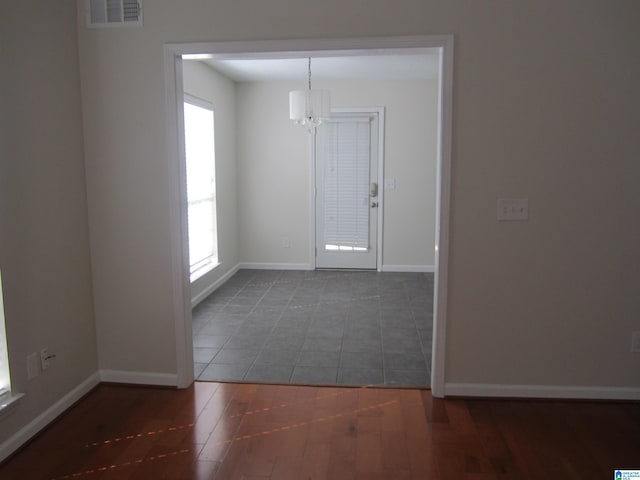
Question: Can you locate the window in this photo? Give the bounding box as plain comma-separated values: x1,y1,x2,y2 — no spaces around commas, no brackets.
183,96,218,281
0,268,11,401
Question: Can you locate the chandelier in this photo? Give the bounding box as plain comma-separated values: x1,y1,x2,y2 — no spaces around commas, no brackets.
289,58,330,129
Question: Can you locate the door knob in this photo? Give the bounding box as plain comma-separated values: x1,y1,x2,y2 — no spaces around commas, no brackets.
371,202,378,208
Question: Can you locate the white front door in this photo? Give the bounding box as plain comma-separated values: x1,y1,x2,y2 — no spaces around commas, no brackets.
315,111,380,269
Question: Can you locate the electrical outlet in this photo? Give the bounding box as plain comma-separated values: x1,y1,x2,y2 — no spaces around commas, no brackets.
281,237,290,248
27,353,39,380
40,348,50,371
632,332,640,353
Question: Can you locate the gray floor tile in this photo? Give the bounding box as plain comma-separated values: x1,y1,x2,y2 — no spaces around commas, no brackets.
224,335,266,350
255,348,299,366
384,352,429,370
263,335,306,351
271,326,308,338
302,337,343,353
222,305,254,315
381,316,416,329
344,325,381,340
383,336,423,354
306,325,344,339
193,269,434,387
194,347,219,364
212,348,259,365
296,350,341,367
338,368,384,386
194,362,207,378
199,324,240,336
200,363,250,381
340,351,383,369
291,366,338,384
342,337,381,353
236,325,273,337
244,365,293,383
193,335,229,348
276,317,313,329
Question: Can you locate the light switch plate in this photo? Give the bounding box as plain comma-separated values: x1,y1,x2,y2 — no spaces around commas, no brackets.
497,198,529,221
384,178,396,190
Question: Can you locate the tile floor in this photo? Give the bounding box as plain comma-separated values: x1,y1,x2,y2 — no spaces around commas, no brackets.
192,269,434,387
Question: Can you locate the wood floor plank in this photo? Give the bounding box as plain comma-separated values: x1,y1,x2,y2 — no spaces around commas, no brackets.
1,383,639,480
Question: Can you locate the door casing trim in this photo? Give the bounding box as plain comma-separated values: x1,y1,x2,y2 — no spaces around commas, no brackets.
311,106,385,271
163,35,453,397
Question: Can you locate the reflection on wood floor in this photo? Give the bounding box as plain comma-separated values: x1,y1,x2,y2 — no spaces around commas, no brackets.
0,382,638,479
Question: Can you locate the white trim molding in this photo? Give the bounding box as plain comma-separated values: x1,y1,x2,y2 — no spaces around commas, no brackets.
238,263,314,271
99,370,178,387
444,382,640,401
382,265,435,273
0,372,100,463
191,264,241,307
164,35,454,396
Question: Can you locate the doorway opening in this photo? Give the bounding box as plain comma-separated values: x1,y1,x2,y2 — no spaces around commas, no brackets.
164,36,453,396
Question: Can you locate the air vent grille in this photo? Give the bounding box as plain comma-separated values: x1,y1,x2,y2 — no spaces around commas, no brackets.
87,0,142,27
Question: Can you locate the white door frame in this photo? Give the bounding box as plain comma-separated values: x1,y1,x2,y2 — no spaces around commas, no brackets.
163,35,454,397
311,107,385,271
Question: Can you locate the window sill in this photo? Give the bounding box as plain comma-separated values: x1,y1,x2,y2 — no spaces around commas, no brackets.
0,392,24,420
190,261,220,284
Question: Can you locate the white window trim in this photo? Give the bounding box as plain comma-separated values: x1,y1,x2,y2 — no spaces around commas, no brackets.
0,393,24,420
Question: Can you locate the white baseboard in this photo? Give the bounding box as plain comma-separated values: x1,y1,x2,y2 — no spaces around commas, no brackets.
0,372,101,463
99,370,177,387
238,262,313,271
381,265,435,273
191,264,240,307
444,382,640,401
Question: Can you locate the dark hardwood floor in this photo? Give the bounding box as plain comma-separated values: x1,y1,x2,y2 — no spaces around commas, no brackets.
0,382,638,479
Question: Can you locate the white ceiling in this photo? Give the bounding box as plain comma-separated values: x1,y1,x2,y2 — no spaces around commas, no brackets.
189,51,440,82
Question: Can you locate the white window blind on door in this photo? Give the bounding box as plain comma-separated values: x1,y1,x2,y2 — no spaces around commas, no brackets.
321,118,371,251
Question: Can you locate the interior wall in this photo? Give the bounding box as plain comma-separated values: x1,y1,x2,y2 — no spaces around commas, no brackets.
182,61,239,302
76,0,640,391
0,0,98,445
235,79,438,269
235,81,310,266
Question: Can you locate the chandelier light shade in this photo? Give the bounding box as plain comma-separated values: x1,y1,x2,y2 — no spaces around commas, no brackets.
289,58,330,128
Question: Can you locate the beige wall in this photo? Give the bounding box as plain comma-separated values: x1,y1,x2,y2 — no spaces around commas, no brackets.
236,79,438,269
0,1,97,445
236,81,311,266
182,61,240,302
76,0,640,389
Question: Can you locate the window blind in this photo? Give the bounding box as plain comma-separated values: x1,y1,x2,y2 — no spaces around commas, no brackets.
321,118,371,250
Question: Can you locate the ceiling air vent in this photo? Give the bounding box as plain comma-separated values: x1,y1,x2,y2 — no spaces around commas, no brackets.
87,0,143,28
